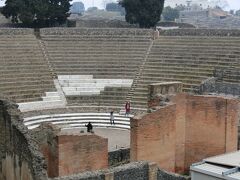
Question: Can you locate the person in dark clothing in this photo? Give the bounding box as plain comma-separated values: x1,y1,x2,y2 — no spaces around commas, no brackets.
110,111,115,125
85,122,93,133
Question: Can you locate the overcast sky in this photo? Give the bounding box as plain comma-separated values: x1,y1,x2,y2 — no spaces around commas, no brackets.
0,0,239,10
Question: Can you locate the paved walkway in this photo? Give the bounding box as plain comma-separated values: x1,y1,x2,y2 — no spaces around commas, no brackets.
61,127,130,151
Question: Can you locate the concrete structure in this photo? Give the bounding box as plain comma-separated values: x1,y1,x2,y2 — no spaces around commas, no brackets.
191,151,240,180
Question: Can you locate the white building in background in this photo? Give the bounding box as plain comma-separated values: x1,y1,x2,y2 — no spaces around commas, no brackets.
164,0,229,10
191,151,240,180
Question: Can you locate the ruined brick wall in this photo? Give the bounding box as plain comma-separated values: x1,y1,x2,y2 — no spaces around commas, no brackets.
131,104,176,172
0,99,48,180
174,94,238,173
131,94,239,174
58,134,108,177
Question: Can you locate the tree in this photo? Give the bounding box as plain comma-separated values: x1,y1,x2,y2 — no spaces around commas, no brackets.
70,1,85,14
120,0,165,28
1,0,72,27
162,6,179,21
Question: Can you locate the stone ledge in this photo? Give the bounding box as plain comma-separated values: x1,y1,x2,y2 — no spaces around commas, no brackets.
159,29,240,37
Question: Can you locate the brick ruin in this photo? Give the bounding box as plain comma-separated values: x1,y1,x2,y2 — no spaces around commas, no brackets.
131,83,239,174
0,28,239,180
1,88,239,179
31,124,108,178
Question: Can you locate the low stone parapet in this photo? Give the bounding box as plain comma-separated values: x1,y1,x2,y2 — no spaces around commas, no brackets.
0,28,34,35
40,28,153,37
159,29,240,37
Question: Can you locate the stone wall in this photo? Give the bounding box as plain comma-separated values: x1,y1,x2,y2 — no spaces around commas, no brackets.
0,28,34,35
50,161,190,180
40,28,153,37
0,99,48,180
108,148,130,167
200,68,240,96
200,80,240,96
131,104,177,172
148,82,182,108
76,19,137,28
159,29,240,36
30,124,61,178
157,169,190,180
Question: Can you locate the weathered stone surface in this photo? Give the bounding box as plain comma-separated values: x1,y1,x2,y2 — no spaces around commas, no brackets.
0,99,48,180
0,28,34,35
40,28,153,37
108,148,130,167
157,169,190,180
159,29,240,36
112,161,149,180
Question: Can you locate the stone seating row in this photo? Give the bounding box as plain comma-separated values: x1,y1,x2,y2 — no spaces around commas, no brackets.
0,33,56,103
18,92,65,112
58,75,131,106
130,36,240,109
24,113,132,130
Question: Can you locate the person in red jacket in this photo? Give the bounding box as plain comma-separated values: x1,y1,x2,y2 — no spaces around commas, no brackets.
125,101,130,116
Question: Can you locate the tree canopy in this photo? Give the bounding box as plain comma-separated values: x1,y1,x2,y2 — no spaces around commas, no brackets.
1,0,72,27
162,6,180,21
120,0,165,28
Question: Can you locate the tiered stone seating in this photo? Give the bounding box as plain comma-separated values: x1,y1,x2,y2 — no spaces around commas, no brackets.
58,75,133,106
131,35,240,108
0,29,56,103
24,113,131,130
18,92,65,112
40,28,152,107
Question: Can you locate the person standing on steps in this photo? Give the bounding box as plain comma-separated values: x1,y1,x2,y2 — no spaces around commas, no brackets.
125,101,131,116
110,111,115,125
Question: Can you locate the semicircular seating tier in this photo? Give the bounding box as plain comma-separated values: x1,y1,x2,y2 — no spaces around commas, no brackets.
24,113,132,130
40,28,153,109
130,35,240,109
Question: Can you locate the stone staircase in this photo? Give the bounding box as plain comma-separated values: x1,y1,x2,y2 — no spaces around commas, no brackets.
125,40,154,110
